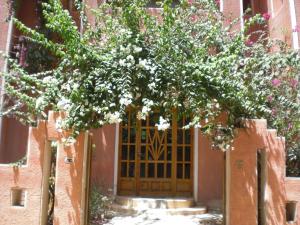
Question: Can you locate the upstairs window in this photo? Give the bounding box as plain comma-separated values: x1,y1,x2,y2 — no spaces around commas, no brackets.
243,0,252,14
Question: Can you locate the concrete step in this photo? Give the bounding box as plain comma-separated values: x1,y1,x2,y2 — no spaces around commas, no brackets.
115,196,195,209
149,206,207,216
111,204,207,216
103,212,223,225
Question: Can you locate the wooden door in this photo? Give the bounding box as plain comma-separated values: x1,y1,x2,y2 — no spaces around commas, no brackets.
117,110,193,197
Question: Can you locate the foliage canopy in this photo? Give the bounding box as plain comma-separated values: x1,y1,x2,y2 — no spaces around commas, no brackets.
2,0,300,163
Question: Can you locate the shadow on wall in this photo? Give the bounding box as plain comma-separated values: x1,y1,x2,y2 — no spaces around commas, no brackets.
0,117,29,164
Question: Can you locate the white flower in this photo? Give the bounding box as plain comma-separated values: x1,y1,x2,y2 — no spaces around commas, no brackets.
138,58,148,69
120,93,133,106
139,99,155,119
57,97,71,111
43,76,58,85
140,106,151,120
119,59,126,67
195,123,202,128
142,98,154,106
155,116,170,131
133,46,143,53
105,112,122,124
35,96,45,109
42,76,52,83
142,105,151,114
150,65,157,74
126,55,135,64
65,83,71,92
183,123,191,129
148,82,156,90
120,45,125,52
68,137,77,144
55,118,63,133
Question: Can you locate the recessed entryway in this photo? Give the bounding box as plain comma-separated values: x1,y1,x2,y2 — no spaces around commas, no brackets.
117,110,194,197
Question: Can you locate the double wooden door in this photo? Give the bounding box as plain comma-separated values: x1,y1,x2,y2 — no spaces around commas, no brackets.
117,110,193,197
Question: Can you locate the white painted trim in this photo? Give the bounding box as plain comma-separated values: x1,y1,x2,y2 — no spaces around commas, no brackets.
225,150,231,225
269,0,274,18
240,0,244,29
193,127,199,202
113,123,120,196
39,141,52,225
0,14,14,148
220,0,224,12
80,131,89,225
289,0,299,50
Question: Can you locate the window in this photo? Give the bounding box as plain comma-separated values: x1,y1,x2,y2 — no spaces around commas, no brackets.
11,188,26,207
243,0,252,13
286,201,297,222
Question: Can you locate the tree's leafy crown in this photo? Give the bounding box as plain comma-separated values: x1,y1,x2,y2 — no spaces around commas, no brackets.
1,0,300,157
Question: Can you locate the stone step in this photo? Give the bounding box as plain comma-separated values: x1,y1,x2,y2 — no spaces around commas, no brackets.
103,212,223,225
115,196,195,209
149,207,207,216
111,204,207,216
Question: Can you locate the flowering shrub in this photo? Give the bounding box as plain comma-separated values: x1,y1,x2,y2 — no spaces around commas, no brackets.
1,0,300,161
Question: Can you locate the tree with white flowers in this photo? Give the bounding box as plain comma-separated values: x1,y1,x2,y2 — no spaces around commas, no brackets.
1,0,300,172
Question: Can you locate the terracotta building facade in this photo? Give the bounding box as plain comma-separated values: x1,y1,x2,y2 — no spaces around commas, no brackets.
0,0,300,225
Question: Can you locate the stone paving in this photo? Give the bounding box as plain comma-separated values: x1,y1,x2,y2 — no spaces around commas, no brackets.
103,211,223,225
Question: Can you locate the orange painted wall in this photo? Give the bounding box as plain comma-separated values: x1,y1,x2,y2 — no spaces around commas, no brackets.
90,125,116,193
198,133,224,209
0,111,89,225
0,121,47,225
89,124,225,205
229,120,286,225
269,0,292,46
285,178,300,225
45,112,89,225
223,0,241,29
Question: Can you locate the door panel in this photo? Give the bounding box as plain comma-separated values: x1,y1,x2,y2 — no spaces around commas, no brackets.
118,110,193,197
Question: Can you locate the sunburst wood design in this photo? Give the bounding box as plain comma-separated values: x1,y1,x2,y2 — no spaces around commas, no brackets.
148,129,166,161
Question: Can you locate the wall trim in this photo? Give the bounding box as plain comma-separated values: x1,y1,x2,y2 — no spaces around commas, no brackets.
0,14,14,151
269,0,274,17
113,123,120,196
225,150,231,225
39,141,52,225
193,127,199,202
220,0,224,12
80,132,89,225
240,0,244,29
289,0,299,49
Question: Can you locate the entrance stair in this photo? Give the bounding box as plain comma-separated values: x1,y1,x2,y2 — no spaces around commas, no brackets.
106,196,222,225
111,196,221,217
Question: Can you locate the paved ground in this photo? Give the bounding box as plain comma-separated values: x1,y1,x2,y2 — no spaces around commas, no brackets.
103,211,223,225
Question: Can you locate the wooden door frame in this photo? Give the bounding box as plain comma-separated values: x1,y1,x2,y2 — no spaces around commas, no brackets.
115,111,198,198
